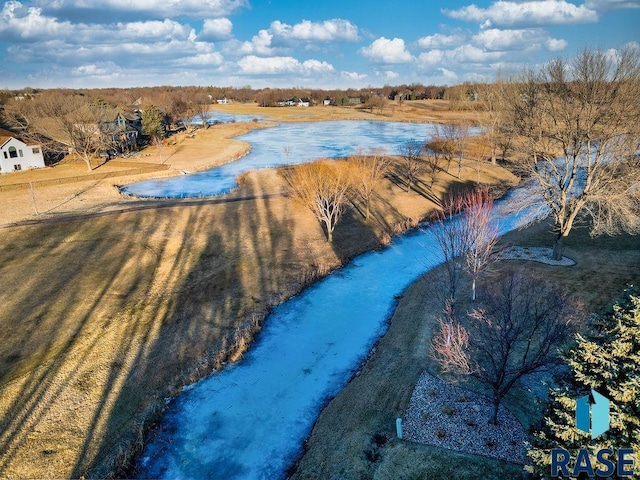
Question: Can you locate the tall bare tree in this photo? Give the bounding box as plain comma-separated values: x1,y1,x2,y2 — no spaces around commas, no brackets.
503,47,640,260
282,160,353,242
431,270,581,425
397,139,425,193
430,187,498,309
351,149,388,221
430,192,473,312
463,188,499,301
190,91,213,129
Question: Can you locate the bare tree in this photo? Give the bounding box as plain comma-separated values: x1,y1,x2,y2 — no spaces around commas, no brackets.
431,316,471,375
423,148,441,189
503,47,640,260
425,132,456,175
463,188,499,301
397,139,425,192
351,149,389,220
430,187,499,308
4,92,114,171
432,122,469,178
430,192,473,312
431,270,581,425
282,160,353,242
190,91,213,129
477,80,515,165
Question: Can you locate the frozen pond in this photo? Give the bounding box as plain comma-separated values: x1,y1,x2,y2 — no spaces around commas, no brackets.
138,179,547,479
122,121,439,198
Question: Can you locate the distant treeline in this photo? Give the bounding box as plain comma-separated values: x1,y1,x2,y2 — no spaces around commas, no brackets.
0,82,482,109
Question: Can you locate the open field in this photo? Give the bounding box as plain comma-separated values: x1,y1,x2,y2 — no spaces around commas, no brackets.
0,101,515,478
290,219,640,480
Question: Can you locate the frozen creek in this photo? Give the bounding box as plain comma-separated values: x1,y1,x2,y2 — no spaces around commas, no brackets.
135,121,546,479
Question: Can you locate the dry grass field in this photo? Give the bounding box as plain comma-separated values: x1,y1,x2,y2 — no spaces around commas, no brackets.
0,101,515,478
290,219,640,480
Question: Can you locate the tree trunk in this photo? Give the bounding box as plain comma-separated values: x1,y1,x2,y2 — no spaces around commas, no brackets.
490,397,500,425
552,235,564,261
471,277,476,302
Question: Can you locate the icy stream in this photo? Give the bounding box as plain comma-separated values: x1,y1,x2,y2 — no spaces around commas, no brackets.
136,121,547,479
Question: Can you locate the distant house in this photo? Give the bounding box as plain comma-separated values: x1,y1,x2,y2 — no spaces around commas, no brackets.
216,98,230,105
0,128,45,174
276,98,311,107
73,104,142,153
323,99,332,106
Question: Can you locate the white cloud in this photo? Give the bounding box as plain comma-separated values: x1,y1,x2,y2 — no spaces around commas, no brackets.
546,38,568,51
585,0,640,10
359,37,414,64
417,49,445,68
237,55,333,75
0,2,72,40
115,19,194,41
270,19,359,42
201,18,233,40
382,70,399,79
444,1,599,27
71,63,115,76
35,0,249,19
239,29,276,55
417,33,465,49
176,52,224,66
341,71,367,80
449,44,505,63
438,67,459,81
473,28,566,51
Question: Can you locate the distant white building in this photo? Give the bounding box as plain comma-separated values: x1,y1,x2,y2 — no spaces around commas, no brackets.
0,128,46,174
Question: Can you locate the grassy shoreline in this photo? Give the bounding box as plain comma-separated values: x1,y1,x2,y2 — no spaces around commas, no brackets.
289,219,640,480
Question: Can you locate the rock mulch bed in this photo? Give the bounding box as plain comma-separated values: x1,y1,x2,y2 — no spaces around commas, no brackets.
499,246,575,266
402,372,528,463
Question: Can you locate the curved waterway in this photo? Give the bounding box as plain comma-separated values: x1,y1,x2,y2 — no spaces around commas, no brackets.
138,177,547,478
122,120,439,198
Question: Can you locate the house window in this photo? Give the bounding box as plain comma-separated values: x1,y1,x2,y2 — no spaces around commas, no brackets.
8,146,17,158
32,147,40,154
14,164,22,171
3,152,6,159
19,149,23,157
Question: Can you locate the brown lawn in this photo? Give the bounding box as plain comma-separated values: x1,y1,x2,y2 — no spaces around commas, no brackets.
0,101,514,479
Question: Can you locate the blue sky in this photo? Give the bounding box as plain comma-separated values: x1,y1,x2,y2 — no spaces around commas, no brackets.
0,0,638,89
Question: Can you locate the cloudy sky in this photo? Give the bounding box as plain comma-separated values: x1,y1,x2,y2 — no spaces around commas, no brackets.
0,0,638,89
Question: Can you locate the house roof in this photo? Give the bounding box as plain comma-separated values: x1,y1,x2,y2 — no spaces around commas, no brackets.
0,127,39,148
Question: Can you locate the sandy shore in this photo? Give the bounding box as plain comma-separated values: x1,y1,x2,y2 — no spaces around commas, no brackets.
0,121,273,226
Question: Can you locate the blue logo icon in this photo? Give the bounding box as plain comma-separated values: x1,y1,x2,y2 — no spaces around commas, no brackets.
576,390,610,439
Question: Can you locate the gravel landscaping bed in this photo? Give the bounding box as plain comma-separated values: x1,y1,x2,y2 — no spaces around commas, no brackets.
402,372,528,463
499,246,576,266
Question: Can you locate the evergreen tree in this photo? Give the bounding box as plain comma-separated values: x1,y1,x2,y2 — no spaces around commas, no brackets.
142,104,164,141
527,290,640,478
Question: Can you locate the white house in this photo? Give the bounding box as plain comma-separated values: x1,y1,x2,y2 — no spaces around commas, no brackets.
0,128,46,174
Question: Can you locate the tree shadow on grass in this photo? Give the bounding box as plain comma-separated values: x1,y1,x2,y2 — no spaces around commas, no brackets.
83,176,301,478
0,175,302,478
